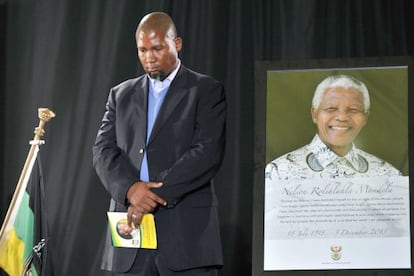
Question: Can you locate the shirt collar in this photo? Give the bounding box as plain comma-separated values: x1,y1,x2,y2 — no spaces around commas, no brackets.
309,134,363,171
148,59,181,92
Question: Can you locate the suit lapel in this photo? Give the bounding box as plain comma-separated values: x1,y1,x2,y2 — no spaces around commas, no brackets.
147,67,187,145
131,77,148,144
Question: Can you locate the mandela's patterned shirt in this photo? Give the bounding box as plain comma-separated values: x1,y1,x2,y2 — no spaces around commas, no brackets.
265,135,402,181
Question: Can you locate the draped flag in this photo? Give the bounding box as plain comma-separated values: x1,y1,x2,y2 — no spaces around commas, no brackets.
0,108,54,276
0,155,48,276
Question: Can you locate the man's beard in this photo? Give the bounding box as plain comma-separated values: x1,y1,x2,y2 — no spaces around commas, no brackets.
149,71,167,81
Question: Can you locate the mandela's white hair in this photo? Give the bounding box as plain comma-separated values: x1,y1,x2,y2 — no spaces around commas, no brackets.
312,75,370,112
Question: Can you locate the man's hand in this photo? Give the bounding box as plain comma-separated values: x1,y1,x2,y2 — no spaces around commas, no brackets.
126,181,166,228
126,205,143,233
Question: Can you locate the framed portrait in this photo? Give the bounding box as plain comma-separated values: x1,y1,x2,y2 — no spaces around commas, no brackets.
252,56,413,275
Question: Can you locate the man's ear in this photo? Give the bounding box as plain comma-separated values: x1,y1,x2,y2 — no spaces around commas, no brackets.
174,37,182,52
311,108,318,124
362,111,369,126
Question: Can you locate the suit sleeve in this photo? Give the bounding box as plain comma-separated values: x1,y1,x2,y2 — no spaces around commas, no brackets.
155,80,226,207
92,88,140,205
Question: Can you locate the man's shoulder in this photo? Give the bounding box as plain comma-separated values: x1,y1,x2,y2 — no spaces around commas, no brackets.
355,148,391,164
265,144,312,181
265,144,310,173
179,65,221,85
111,75,146,92
268,145,310,164
354,148,402,175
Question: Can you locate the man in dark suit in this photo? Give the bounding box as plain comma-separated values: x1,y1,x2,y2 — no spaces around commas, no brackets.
93,12,226,276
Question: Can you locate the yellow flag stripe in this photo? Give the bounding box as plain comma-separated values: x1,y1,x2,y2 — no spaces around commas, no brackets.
0,191,35,275
0,228,25,276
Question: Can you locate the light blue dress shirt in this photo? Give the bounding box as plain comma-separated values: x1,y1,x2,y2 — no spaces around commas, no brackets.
140,62,181,181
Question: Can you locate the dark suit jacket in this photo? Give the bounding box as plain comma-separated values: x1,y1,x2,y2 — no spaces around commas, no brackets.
92,65,226,272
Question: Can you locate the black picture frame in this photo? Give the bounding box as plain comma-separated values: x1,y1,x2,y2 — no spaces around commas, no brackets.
252,56,414,276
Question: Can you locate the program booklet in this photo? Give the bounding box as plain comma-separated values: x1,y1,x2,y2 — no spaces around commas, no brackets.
107,212,157,249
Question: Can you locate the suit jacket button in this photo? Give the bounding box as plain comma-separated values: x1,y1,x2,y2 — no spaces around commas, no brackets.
139,149,144,154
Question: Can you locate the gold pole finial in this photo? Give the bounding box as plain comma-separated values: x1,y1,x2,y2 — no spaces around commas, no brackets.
33,108,56,141
38,108,56,122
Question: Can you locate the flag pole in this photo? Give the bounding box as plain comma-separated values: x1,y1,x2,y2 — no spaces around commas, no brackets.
0,108,56,241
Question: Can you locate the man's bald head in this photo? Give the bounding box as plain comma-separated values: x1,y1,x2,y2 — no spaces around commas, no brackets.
136,12,177,40
135,12,182,80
